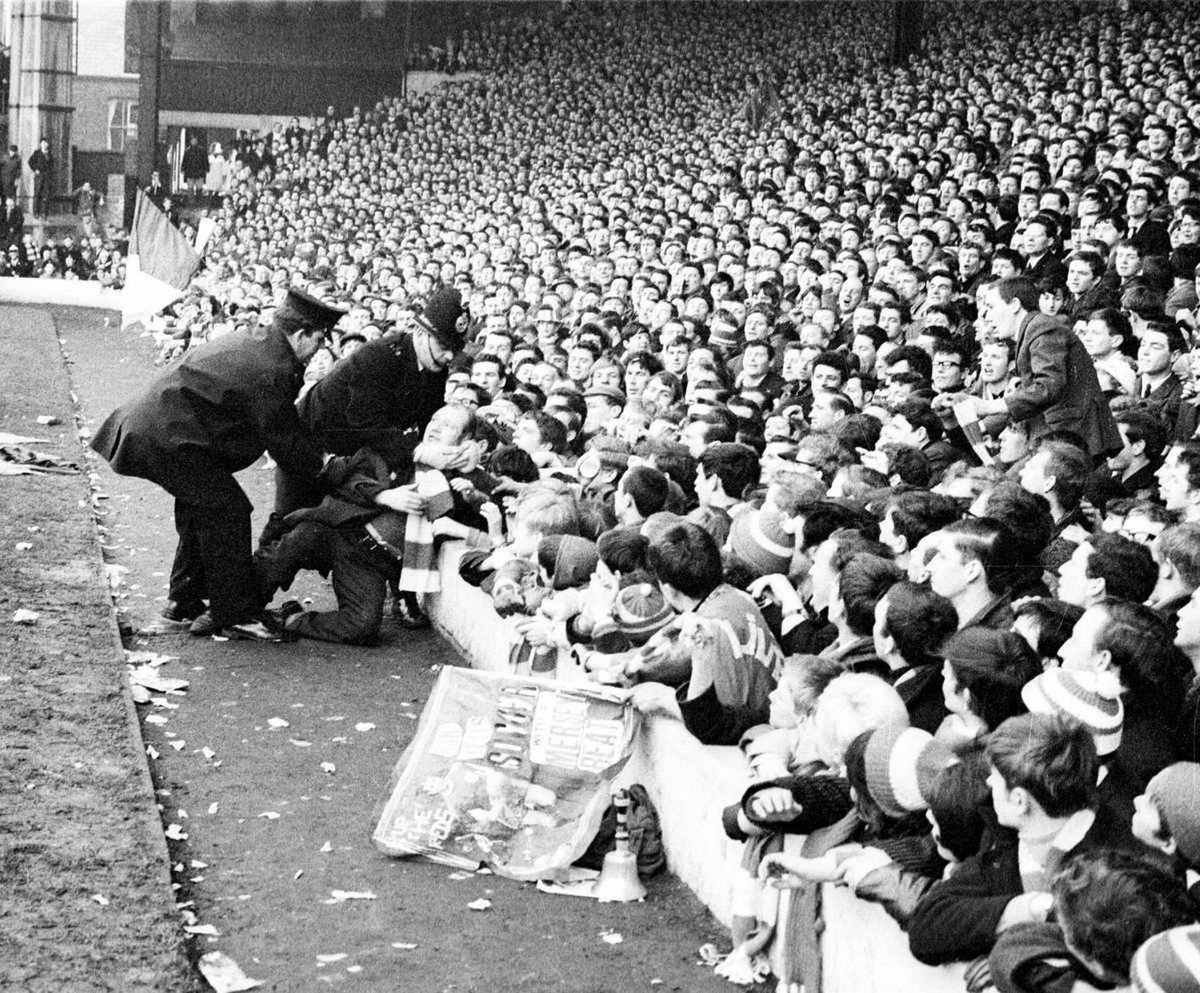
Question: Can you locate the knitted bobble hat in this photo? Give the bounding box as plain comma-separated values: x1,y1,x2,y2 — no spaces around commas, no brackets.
1146,763,1200,867
1131,925,1200,993
726,506,794,578
612,582,675,646
1020,668,1124,757
864,725,955,819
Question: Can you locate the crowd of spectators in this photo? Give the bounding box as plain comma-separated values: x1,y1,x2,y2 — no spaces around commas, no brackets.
91,0,1200,988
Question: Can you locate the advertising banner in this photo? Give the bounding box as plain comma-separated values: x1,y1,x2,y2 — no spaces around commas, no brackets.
373,668,639,881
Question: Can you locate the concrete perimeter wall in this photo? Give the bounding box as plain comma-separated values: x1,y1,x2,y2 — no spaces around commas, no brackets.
426,542,967,993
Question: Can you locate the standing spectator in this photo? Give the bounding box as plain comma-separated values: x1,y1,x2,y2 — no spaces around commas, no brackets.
0,145,20,204
205,142,227,197
951,277,1120,460
181,136,208,200
27,137,52,218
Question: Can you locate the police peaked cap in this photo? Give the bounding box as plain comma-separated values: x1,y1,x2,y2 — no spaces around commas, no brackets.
277,287,347,331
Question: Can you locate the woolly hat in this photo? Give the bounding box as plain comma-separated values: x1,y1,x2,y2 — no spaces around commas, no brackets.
863,725,958,819
708,320,739,352
1131,925,1200,993
1146,763,1200,867
1021,668,1124,757
415,286,465,351
612,583,675,646
537,535,600,591
725,506,793,578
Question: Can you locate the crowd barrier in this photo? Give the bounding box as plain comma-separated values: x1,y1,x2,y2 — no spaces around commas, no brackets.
0,278,122,308
426,540,966,992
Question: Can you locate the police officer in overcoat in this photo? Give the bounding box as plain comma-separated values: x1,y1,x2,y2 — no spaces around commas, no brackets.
265,285,467,534
91,288,343,640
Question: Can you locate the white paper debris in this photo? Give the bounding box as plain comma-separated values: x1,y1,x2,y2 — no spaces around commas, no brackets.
201,747,217,761
184,923,219,936
257,811,280,820
315,954,348,964
169,740,186,751
447,871,472,881
267,717,290,729
15,542,32,551
325,890,377,903
294,870,303,880
91,893,110,906
319,841,333,853
12,608,39,625
391,942,418,950
144,713,169,726
354,722,376,732
289,739,312,748
346,966,363,974
129,665,189,694
467,898,492,911
601,932,624,945
319,762,336,774
196,951,263,993
207,802,219,815
164,824,188,840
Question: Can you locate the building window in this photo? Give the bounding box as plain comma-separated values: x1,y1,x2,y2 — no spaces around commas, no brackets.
107,99,138,152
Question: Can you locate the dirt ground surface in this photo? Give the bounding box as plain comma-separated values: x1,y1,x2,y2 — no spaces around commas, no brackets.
1,304,755,993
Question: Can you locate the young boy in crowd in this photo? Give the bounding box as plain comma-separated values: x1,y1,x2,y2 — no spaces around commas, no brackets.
908,713,1133,965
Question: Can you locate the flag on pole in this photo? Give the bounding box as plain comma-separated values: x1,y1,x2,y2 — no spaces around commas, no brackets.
121,191,201,329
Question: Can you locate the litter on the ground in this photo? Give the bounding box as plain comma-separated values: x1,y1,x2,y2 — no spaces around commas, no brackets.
447,871,472,881
164,824,187,840
91,893,109,906
320,762,336,774
257,811,280,820
354,722,376,732
15,541,32,551
128,664,188,694
600,931,624,945
12,608,39,625
267,717,289,729
315,953,347,964
144,713,168,726
184,923,220,936
391,942,418,950
346,966,363,974
319,841,332,853
467,898,492,911
326,890,377,903
196,951,263,993
289,739,312,747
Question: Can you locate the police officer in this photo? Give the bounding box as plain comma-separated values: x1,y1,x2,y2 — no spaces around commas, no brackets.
267,285,468,528
92,288,343,640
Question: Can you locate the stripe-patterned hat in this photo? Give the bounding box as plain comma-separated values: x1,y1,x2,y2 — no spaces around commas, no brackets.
1020,668,1124,756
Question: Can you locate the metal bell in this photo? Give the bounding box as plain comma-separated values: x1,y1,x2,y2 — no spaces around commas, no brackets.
593,789,647,903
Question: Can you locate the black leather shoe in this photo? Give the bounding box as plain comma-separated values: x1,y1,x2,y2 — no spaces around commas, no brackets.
220,616,295,643
142,600,205,634
189,611,218,636
393,592,430,630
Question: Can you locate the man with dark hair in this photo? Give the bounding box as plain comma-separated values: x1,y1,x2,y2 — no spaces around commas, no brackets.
1126,182,1172,259
878,490,962,569
1094,408,1167,505
909,713,1132,966
822,553,902,678
927,518,1021,629
1134,321,1186,435
614,464,669,526
696,441,760,510
1066,251,1117,320
1057,532,1159,608
880,398,966,483
954,276,1119,459
92,288,341,641
633,523,784,745
873,580,958,730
